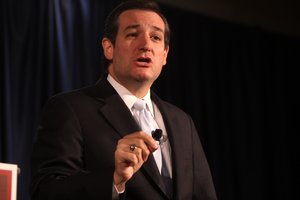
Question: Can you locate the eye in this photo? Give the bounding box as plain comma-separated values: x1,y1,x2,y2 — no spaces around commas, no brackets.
151,35,161,41
126,32,138,38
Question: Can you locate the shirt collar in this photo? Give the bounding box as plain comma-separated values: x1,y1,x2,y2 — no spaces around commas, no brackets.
107,75,154,115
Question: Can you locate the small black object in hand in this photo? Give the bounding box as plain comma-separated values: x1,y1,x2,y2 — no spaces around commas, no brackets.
152,129,162,141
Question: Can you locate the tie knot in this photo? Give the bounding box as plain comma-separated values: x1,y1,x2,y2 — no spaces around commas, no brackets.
133,99,146,111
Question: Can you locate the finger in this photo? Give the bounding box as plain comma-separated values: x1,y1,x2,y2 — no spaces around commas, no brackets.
115,147,144,179
126,137,152,159
124,131,158,152
118,141,149,162
114,150,135,185
115,148,139,166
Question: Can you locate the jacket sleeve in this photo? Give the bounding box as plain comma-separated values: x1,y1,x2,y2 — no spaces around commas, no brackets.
30,95,114,200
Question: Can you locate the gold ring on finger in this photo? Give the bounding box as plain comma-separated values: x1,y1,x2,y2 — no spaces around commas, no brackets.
129,144,136,151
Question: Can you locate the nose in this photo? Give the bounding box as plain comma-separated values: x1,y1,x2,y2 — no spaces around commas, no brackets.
138,34,151,52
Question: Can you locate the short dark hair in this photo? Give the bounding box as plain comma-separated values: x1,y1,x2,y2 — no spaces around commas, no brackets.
102,0,170,68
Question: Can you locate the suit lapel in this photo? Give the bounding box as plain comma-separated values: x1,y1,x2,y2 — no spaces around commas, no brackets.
89,77,138,138
92,78,170,199
152,93,192,199
141,157,169,199
99,93,140,137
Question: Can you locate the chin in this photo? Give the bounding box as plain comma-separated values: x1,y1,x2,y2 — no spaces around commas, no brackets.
133,73,153,83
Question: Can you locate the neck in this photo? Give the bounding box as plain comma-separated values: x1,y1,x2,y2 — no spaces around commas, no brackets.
130,85,150,98
123,80,151,98
108,73,152,98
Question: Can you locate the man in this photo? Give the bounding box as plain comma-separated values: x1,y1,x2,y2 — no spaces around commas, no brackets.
30,0,217,199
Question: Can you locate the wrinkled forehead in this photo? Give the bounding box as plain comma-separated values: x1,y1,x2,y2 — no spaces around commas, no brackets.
117,9,166,33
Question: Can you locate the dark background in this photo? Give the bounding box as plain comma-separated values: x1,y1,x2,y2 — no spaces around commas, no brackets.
1,0,299,199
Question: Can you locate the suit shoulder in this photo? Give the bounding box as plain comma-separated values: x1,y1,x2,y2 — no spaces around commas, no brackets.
49,83,104,100
43,84,102,109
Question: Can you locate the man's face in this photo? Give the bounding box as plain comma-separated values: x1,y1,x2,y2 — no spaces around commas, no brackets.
103,9,169,88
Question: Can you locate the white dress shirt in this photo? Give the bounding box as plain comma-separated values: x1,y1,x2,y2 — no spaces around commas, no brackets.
107,75,172,198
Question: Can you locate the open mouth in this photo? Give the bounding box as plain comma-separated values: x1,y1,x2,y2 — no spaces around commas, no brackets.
136,57,151,64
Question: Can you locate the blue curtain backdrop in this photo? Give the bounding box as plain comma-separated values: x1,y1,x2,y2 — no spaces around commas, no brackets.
1,0,299,200
1,0,116,199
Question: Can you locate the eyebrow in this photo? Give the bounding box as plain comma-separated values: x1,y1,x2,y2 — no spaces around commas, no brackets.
123,24,164,33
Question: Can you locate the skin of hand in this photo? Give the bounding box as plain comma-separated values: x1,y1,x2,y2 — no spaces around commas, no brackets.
114,131,159,191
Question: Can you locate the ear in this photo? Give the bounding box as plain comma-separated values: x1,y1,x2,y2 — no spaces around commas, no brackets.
102,38,114,60
162,45,169,65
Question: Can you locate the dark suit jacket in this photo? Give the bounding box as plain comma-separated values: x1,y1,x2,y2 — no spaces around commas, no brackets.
30,78,217,200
